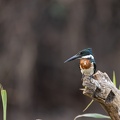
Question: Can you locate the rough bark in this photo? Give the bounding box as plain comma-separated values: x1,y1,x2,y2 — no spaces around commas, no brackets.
82,71,120,120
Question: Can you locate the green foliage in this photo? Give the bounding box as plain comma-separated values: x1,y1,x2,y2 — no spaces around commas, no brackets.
1,90,7,120
83,99,94,112
113,71,116,87
0,84,7,120
74,113,111,120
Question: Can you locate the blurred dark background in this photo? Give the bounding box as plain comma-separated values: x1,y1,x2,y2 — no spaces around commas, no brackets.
0,0,120,120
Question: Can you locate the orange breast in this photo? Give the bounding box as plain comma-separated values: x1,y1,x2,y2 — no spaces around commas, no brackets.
80,58,91,69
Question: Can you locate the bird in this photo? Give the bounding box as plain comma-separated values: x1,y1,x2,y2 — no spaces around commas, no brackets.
64,48,96,76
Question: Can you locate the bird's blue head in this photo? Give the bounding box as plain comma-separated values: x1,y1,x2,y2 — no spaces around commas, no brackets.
64,48,94,63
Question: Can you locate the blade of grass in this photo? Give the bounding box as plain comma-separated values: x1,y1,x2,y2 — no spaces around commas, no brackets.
113,71,116,87
83,99,94,112
74,113,111,120
1,90,7,120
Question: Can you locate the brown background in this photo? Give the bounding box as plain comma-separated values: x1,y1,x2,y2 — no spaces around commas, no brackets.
0,0,120,120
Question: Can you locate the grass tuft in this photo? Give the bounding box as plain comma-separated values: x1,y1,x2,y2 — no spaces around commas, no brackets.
74,113,111,120
113,71,116,87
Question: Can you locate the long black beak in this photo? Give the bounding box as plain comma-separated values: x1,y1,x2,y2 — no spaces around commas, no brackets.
64,54,81,63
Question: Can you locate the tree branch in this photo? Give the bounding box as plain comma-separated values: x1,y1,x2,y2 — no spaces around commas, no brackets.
82,71,120,120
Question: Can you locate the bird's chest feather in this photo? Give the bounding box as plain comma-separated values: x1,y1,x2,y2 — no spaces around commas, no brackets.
80,58,91,69
79,58,94,75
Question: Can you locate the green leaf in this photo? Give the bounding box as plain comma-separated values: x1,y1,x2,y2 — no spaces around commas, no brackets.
113,71,116,87
74,113,111,120
1,90,7,120
83,99,94,112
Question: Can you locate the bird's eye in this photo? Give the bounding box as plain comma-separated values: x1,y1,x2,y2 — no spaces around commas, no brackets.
81,52,83,55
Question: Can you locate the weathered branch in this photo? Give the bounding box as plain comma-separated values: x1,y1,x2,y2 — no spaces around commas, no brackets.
82,71,120,120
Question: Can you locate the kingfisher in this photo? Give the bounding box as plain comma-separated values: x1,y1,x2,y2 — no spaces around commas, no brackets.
64,48,96,76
